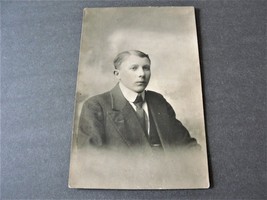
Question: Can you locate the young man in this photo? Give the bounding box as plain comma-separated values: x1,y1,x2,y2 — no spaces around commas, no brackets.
78,50,198,150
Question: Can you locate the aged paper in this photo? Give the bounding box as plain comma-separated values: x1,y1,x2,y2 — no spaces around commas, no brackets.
69,7,209,189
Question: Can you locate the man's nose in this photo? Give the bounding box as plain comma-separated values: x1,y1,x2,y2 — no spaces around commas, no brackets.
137,68,145,77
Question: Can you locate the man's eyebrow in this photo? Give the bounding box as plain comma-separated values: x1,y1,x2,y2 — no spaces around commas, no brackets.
143,64,150,67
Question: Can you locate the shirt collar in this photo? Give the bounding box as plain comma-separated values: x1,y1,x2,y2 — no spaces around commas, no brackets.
119,82,145,103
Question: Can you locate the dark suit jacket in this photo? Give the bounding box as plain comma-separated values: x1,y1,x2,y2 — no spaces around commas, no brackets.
77,84,197,150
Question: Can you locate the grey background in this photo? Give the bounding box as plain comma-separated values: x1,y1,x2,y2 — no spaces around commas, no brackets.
1,0,266,199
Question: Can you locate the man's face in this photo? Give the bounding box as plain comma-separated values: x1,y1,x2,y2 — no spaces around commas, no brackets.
115,55,151,93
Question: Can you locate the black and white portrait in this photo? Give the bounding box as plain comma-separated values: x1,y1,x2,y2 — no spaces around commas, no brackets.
78,49,199,150
69,7,209,189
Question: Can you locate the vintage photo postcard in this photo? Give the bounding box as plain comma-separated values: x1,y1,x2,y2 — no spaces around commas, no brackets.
69,7,210,189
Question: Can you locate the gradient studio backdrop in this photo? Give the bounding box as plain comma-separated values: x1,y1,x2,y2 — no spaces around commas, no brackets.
74,7,206,147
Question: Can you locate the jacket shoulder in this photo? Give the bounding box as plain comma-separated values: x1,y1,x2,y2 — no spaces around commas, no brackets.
146,90,165,101
83,91,111,106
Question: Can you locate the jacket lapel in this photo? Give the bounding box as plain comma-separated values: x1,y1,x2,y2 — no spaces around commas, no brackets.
146,92,171,149
108,84,149,147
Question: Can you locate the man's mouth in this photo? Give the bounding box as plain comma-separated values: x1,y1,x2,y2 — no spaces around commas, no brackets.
136,81,146,84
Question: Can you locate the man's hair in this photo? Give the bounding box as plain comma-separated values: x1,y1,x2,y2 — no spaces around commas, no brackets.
113,50,151,69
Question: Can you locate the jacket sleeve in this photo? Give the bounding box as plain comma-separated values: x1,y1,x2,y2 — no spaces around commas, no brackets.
77,98,105,148
165,100,199,148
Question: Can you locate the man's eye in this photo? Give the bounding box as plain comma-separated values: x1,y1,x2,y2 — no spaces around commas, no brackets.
143,66,150,71
130,66,137,70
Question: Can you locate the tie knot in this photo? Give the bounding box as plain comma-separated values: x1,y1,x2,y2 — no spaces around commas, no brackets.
134,94,144,108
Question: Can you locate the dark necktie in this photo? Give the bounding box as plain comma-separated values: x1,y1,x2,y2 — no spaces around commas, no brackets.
133,94,148,134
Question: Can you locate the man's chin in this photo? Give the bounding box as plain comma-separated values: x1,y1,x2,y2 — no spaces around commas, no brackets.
134,86,146,93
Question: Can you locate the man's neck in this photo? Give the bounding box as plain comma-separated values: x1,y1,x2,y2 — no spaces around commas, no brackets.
119,82,145,102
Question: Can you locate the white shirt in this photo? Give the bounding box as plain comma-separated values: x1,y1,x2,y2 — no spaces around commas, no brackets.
119,83,150,134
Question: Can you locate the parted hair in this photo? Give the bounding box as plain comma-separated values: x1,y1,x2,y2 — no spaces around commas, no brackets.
113,50,151,69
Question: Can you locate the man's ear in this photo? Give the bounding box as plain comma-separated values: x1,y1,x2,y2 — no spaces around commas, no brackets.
113,69,120,80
